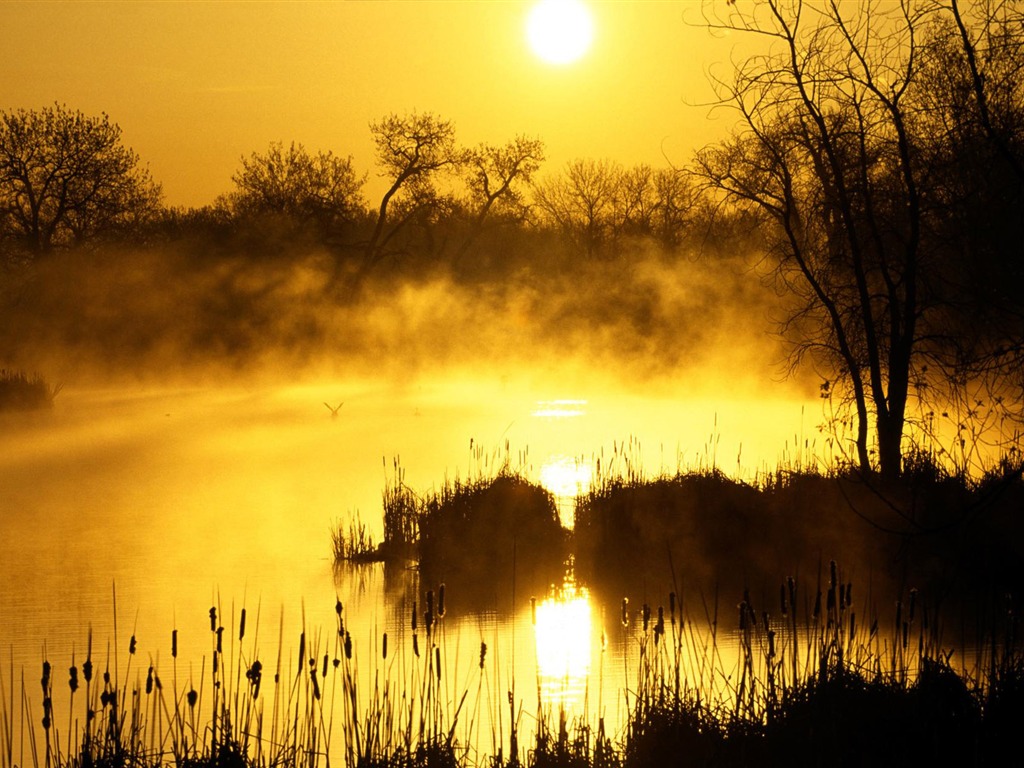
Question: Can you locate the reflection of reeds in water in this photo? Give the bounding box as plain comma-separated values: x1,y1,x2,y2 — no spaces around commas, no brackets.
3,571,1022,768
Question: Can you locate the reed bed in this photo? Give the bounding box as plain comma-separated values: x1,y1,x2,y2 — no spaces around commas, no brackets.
0,369,62,411
3,569,1022,768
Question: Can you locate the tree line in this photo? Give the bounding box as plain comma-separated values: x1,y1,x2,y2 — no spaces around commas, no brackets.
1,0,1022,481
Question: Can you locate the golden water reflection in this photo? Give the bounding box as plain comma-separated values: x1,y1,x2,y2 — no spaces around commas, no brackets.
533,569,594,707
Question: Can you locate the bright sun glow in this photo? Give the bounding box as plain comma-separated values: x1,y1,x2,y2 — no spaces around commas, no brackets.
526,0,595,65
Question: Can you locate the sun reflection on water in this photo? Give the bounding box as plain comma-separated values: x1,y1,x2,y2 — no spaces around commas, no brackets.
533,568,593,706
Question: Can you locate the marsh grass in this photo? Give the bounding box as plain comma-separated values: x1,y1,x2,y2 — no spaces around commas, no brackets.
2,570,1022,768
0,369,62,411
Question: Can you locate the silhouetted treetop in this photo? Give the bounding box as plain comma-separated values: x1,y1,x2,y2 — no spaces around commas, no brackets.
0,103,160,257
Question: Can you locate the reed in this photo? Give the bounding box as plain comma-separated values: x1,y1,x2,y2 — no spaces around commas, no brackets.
3,570,1022,768
0,369,62,411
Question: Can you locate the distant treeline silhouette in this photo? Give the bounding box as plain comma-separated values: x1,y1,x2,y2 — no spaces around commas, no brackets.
2,0,1022,482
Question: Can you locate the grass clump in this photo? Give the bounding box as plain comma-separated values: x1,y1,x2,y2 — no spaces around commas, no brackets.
0,368,62,411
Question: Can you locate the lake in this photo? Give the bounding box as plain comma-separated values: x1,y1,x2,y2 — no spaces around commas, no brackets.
0,374,831,759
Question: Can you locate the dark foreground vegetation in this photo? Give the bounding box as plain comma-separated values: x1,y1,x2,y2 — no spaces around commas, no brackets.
3,568,1021,768
0,369,61,411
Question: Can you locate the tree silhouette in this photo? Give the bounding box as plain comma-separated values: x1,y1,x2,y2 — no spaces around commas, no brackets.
0,104,160,257
695,0,1024,479
357,112,462,288
228,141,365,239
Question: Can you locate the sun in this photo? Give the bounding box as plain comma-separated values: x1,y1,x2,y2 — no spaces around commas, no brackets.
526,0,595,66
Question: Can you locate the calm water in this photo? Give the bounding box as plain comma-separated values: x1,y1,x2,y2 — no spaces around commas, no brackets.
1,375,817,755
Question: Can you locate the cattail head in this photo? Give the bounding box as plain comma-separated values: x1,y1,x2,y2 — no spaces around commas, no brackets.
438,584,446,617
382,633,388,659
145,666,154,695
642,603,650,632
413,633,420,658
435,646,442,682
479,642,487,669
298,632,306,668
41,660,51,694
239,609,247,642
69,665,79,693
209,607,217,632
129,636,137,655
187,689,198,708
344,631,352,660
412,601,418,632
172,630,178,659
83,658,93,684
335,599,343,616
216,627,224,654
322,654,328,677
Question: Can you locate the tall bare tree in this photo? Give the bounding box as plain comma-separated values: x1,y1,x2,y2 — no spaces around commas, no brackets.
694,0,935,479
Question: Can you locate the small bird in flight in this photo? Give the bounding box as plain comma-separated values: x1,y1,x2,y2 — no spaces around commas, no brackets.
324,402,344,419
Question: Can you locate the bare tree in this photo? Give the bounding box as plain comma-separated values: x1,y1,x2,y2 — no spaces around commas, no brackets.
358,112,462,285
228,141,365,236
457,135,545,261
0,104,160,257
694,0,935,479
532,158,623,257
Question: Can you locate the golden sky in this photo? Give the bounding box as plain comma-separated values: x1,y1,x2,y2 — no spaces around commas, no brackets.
1,1,737,208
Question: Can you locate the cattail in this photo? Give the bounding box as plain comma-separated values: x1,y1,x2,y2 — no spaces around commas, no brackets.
335,598,343,616
479,642,487,669
621,597,629,627
83,658,93,684
172,630,178,659
239,609,246,642
322,654,328,677
382,633,388,659
412,601,418,632
344,631,352,660
216,627,223,654
187,689,198,708
813,591,822,620
531,597,537,626
902,620,909,649
413,633,420,657
69,664,79,693
209,607,217,632
435,646,442,682
145,666,154,695
438,584,446,617
310,668,320,700
767,629,776,658
42,697,51,730
298,632,306,668
849,612,856,640
41,660,51,695
129,635,137,655
642,603,650,632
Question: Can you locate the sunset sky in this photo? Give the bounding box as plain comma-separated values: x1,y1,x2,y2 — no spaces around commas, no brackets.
0,1,740,208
